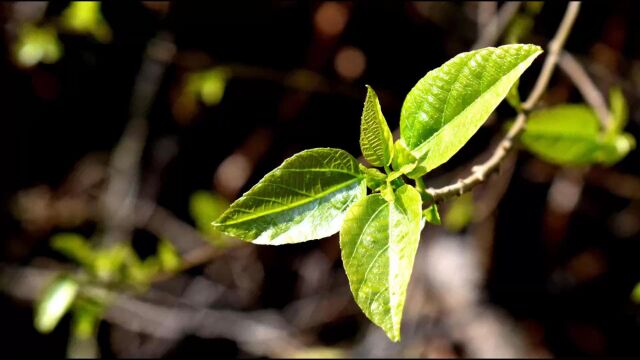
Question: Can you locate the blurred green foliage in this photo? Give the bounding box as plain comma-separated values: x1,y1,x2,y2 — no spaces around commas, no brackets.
189,190,232,246
59,1,112,43
34,276,79,334
13,23,63,68
443,193,474,232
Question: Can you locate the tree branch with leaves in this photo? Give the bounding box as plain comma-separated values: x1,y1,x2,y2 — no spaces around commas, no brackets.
211,1,635,342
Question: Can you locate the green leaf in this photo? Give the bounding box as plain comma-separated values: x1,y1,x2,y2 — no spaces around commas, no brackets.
71,298,104,339
157,238,181,272
51,233,96,269
391,139,417,175
60,1,112,43
14,23,63,68
607,87,628,137
93,244,131,282
506,78,522,110
399,44,542,178
519,104,635,166
360,164,387,191
444,193,474,232
596,133,636,166
35,276,79,334
423,204,441,225
360,85,394,167
189,190,229,241
340,184,423,341
214,148,366,245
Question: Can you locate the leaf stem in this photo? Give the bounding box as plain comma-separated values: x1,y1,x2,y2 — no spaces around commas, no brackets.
421,1,582,206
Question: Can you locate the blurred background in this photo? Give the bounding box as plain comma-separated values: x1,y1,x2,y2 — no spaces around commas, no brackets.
1,1,640,357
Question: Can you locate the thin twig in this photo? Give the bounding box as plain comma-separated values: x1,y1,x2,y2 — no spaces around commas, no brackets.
472,2,522,50
425,2,582,204
558,50,611,128
98,32,176,246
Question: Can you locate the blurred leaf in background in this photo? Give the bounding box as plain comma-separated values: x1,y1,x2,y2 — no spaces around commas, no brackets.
443,193,474,232
173,67,230,123
13,23,63,68
34,276,79,334
59,1,112,43
518,104,635,166
67,298,104,358
189,190,234,246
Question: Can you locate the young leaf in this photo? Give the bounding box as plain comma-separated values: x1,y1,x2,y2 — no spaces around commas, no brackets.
214,148,366,245
519,104,635,166
34,276,79,334
399,44,542,178
360,85,394,167
360,164,387,191
391,139,417,175
51,233,96,269
423,204,441,225
340,184,423,341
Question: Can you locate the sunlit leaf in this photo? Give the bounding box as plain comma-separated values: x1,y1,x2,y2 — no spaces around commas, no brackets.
340,184,423,341
360,85,394,167
34,276,79,334
14,23,63,68
444,193,474,232
51,233,95,269
423,203,441,225
391,139,417,175
214,148,366,245
188,68,230,106
398,44,542,178
60,1,112,43
519,104,635,166
360,164,387,191
92,244,130,282
157,238,181,272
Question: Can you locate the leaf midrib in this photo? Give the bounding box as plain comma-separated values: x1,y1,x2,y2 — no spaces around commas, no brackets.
216,176,363,226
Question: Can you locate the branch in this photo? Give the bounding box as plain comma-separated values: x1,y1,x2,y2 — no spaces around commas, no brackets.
471,2,522,50
424,1,582,204
558,50,611,129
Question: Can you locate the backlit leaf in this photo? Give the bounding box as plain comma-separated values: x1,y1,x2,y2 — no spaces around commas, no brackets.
340,184,422,341
34,276,79,334
398,44,542,177
519,104,635,166
214,148,366,245
360,85,394,167
423,204,441,225
51,233,95,269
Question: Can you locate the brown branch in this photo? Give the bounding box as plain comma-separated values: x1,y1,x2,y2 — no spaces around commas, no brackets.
424,2,582,204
